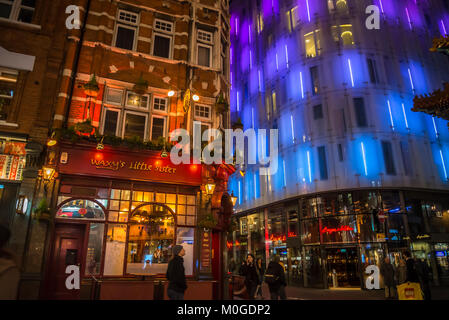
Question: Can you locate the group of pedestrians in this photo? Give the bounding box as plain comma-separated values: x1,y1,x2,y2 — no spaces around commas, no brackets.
238,254,287,300
380,251,433,300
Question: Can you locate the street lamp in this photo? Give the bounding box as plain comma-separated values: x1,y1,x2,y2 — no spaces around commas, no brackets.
167,90,175,97
230,192,238,206
192,94,200,102
205,180,216,195
47,132,57,147
41,166,56,182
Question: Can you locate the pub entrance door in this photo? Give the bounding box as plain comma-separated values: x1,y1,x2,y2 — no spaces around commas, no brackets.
43,223,86,299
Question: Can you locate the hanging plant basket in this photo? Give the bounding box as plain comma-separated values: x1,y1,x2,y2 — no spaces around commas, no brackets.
232,117,244,130
74,119,95,136
33,198,51,221
84,74,100,97
197,213,218,230
133,77,148,95
215,93,229,114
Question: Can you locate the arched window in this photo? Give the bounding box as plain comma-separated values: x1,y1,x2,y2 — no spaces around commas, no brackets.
56,199,106,220
126,203,175,275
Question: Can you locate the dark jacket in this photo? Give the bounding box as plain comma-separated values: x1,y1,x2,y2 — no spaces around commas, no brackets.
380,262,395,287
265,261,286,292
256,265,264,285
166,255,187,293
416,260,431,284
241,262,259,288
406,258,420,283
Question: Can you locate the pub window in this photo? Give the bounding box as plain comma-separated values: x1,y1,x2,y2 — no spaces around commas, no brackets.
102,108,120,136
0,0,35,23
56,199,106,220
353,97,368,127
313,104,323,120
127,204,175,275
0,68,18,120
150,115,166,141
153,19,173,59
103,224,127,276
114,10,139,51
126,92,149,110
85,223,105,276
123,111,147,141
304,30,321,58
153,97,167,112
105,87,124,105
382,141,397,175
197,30,213,67
194,104,211,119
317,146,329,180
109,189,131,222
310,66,320,96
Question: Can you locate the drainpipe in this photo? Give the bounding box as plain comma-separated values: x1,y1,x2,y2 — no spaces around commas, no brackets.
63,0,92,128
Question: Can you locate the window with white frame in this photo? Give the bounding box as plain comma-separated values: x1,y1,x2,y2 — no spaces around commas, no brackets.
153,97,167,112
150,115,166,141
0,0,35,23
197,29,213,67
194,104,211,120
101,87,151,141
114,10,139,51
153,19,173,58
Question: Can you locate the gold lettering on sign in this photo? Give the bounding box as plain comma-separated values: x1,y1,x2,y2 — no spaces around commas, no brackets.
90,159,125,171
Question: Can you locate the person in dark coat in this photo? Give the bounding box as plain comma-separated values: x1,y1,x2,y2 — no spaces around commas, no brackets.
255,258,264,299
380,257,396,299
416,259,432,300
240,254,259,299
0,225,20,300
265,256,287,300
166,245,187,300
403,251,419,283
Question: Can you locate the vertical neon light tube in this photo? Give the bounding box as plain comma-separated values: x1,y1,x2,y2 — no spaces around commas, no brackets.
379,0,384,13
300,71,304,98
405,8,412,30
387,100,395,130
285,45,289,69
238,180,241,205
442,20,448,36
230,72,233,89
249,50,253,70
230,47,233,65
408,68,414,91
249,25,252,44
290,115,295,143
432,117,439,138
402,103,409,129
276,53,279,71
236,91,240,112
361,142,368,176
235,18,238,36
348,58,354,87
251,107,254,128
440,150,448,180
283,160,287,187
258,70,262,92
254,172,257,199
307,151,312,183
306,0,311,22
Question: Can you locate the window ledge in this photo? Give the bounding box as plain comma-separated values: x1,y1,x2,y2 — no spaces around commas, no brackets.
0,18,41,31
0,120,19,128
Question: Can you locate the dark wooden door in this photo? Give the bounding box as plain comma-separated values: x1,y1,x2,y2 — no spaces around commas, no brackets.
44,223,86,299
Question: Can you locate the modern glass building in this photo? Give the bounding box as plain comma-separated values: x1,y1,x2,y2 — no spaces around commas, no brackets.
227,0,449,289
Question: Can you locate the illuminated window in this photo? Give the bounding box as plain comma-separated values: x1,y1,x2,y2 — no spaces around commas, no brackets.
328,0,349,13
310,66,320,96
286,6,299,33
272,91,277,114
332,25,354,46
256,13,263,34
304,30,321,58
0,68,18,120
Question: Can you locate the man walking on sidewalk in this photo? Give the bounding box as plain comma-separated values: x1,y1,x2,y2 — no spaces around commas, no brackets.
380,257,396,299
166,245,187,300
265,256,287,300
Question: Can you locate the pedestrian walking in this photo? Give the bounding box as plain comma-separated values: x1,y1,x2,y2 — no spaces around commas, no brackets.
166,245,187,300
0,225,20,300
265,256,287,300
397,258,407,284
240,254,259,300
255,258,264,299
403,251,420,283
416,259,432,300
380,257,396,299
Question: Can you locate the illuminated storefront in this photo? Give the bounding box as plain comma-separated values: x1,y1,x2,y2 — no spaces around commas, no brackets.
228,190,449,289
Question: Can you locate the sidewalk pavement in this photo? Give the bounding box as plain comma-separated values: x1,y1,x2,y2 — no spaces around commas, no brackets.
249,284,449,300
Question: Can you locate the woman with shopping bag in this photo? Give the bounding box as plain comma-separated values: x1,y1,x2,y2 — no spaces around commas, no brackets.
397,251,423,300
